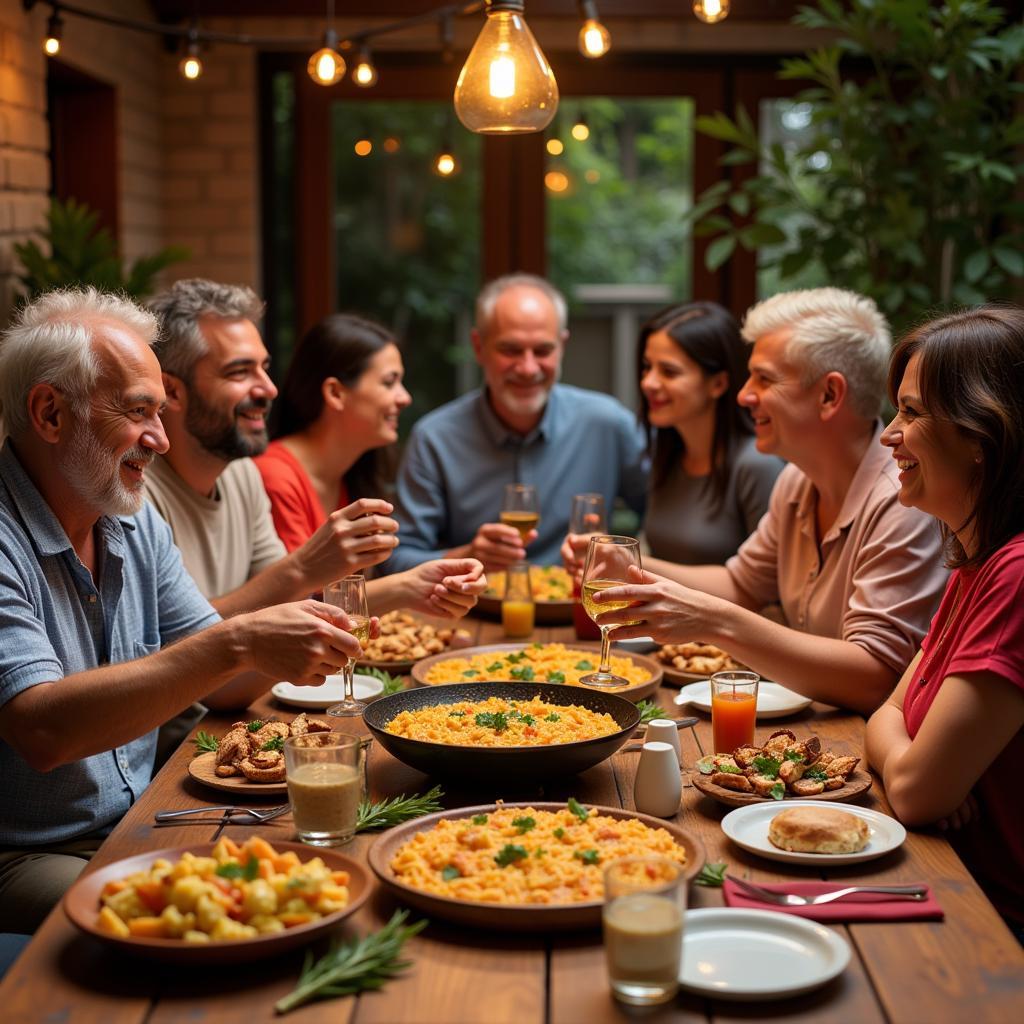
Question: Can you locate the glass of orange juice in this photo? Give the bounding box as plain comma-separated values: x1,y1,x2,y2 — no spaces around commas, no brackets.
710,670,759,754
502,562,535,638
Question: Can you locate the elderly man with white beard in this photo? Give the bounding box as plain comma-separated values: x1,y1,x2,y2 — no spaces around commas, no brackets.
0,289,364,934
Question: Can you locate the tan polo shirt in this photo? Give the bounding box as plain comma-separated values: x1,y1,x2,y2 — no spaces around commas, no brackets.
726,426,948,674
143,455,286,600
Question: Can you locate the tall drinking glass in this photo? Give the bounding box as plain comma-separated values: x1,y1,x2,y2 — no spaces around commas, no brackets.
324,575,369,717
500,483,540,542
570,493,607,641
579,535,641,688
710,670,760,754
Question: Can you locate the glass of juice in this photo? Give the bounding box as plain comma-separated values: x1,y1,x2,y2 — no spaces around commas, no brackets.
603,855,686,1006
501,483,540,542
284,732,362,847
502,562,535,638
579,534,641,688
710,670,760,753
569,493,606,641
324,575,369,717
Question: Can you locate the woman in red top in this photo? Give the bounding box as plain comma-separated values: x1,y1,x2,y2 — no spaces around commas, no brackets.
868,305,1024,928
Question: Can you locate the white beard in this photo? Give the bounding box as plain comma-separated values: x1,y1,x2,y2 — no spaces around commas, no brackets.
61,423,150,517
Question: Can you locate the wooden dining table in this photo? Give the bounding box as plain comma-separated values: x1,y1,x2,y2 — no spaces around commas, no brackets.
2,614,1022,1023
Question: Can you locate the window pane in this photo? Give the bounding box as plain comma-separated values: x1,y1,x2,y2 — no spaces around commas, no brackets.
331,101,482,427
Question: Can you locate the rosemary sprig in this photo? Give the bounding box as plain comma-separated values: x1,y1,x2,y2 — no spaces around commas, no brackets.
274,910,427,1014
694,862,728,887
361,666,405,696
635,700,663,725
193,730,218,754
356,785,444,832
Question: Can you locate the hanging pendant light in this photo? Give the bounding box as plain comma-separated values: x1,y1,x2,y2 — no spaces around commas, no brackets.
352,45,378,87
577,1,610,59
178,23,203,80
454,1,558,135
308,0,345,86
693,0,731,25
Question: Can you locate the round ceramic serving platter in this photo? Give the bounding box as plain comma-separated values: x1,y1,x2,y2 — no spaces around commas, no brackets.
64,843,371,964
187,752,288,795
363,682,641,782
673,680,813,719
721,800,907,866
410,642,662,703
272,673,385,710
368,802,705,931
690,768,872,809
678,908,850,1000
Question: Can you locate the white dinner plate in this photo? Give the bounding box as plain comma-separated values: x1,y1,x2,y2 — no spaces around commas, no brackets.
271,673,384,709
673,679,813,718
720,800,907,866
679,908,850,1000
613,636,659,654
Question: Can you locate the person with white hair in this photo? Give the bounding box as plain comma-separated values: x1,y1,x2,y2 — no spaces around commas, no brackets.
0,288,363,933
385,273,648,573
588,287,948,714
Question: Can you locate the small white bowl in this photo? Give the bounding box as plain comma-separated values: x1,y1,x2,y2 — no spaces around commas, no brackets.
271,673,385,710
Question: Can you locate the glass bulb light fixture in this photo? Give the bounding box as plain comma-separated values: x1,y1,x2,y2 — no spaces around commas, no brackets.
352,46,378,87
693,0,730,24
577,1,610,59
178,26,202,80
308,27,345,86
43,8,63,55
454,0,558,135
571,114,590,141
434,148,459,177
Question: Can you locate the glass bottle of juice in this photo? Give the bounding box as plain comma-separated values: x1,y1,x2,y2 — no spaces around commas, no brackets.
502,562,535,638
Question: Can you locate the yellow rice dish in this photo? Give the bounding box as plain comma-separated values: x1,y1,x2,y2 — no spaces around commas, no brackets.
385,696,619,747
390,801,687,905
94,836,350,943
484,565,572,602
423,642,649,691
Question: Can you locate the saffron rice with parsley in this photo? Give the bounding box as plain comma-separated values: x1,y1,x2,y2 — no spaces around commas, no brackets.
385,696,618,747
422,643,649,690
389,802,687,905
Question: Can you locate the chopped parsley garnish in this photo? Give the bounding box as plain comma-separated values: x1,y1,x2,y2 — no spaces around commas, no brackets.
574,660,594,671
260,736,285,752
534,848,546,858
507,709,535,726
505,652,527,664
784,751,805,763
487,661,505,672
568,797,589,822
448,710,466,717
216,858,259,881
471,814,489,825
804,766,829,782
769,782,786,800
546,671,566,684
511,815,536,834
752,755,782,779
461,670,478,678
574,849,600,866
494,844,529,868
441,865,461,881
246,720,263,732
509,665,536,681
715,763,742,774
544,712,561,722
553,827,565,839
475,711,509,732
532,642,544,649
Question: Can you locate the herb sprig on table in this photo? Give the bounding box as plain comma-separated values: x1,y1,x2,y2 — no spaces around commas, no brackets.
694,862,728,887
356,785,444,832
274,910,426,1014
361,666,405,696
193,730,218,754
635,700,663,725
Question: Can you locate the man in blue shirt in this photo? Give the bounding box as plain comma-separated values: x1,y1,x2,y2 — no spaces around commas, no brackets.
0,289,362,933
385,274,648,574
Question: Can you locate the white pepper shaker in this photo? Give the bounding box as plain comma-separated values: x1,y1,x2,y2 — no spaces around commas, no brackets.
633,741,682,818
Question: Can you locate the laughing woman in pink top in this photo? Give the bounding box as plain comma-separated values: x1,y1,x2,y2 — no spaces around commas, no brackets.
867,305,1024,931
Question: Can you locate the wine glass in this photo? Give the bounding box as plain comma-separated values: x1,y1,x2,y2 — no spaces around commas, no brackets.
569,492,607,537
500,483,540,543
579,535,642,688
324,575,370,717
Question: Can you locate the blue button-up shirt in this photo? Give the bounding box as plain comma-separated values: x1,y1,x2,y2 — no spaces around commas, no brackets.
0,440,219,845
385,384,648,572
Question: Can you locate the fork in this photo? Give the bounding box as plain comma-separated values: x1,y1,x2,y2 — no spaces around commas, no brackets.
154,803,290,824
731,876,927,906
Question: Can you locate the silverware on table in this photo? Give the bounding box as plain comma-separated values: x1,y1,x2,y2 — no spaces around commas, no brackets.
730,876,927,906
154,803,290,825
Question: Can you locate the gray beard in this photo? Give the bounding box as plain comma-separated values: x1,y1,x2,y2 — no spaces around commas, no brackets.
61,425,148,517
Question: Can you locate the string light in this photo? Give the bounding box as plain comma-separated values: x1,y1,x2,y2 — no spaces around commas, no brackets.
454,1,558,134
577,1,610,59
546,138,564,155
545,170,570,193
178,24,202,80
693,0,730,24
571,114,590,141
43,6,62,55
354,138,372,157
383,136,401,153
308,1,344,86
434,149,459,176
352,46,378,88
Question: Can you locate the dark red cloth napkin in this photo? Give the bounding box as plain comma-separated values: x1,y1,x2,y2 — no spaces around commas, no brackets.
722,877,944,922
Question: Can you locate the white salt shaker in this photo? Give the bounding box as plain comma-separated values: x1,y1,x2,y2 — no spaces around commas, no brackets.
644,719,681,765
633,741,682,818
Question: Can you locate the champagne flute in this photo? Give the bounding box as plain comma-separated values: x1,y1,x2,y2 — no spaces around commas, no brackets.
570,492,607,537
580,535,642,688
501,483,540,543
324,575,370,717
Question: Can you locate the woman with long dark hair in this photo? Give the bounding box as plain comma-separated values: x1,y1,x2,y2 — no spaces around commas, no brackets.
867,304,1024,931
638,302,782,565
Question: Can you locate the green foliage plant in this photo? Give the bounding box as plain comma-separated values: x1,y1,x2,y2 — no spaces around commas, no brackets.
14,197,189,301
689,0,1024,330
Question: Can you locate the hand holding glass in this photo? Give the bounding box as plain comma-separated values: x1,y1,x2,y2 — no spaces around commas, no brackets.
580,535,641,688
501,483,540,542
569,492,606,538
324,575,369,717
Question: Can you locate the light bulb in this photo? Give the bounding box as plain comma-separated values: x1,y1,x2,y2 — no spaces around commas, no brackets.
454,1,558,135
43,12,63,56
578,20,610,58
545,170,570,193
571,120,590,142
546,138,564,155
434,151,458,177
180,55,203,80
308,29,345,86
693,0,730,24
352,47,378,88
354,139,372,157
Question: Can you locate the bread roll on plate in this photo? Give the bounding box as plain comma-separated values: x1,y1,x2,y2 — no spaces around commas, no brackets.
767,806,869,854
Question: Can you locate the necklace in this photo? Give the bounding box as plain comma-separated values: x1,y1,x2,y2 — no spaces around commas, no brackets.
917,576,966,688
